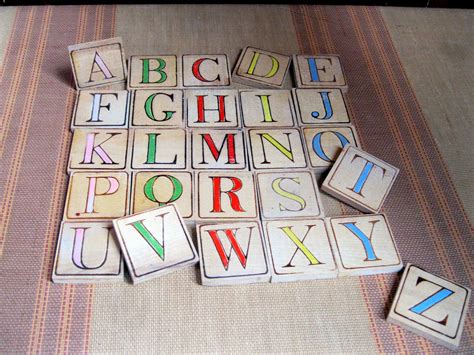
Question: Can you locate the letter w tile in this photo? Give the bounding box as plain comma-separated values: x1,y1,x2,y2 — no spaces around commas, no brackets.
207,227,254,270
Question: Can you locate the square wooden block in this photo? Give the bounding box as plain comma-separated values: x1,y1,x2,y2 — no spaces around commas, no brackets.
131,90,183,127
191,129,247,170
248,128,307,170
64,171,129,220
322,145,399,213
293,54,347,91
131,171,193,219
128,55,179,89
240,89,296,128
256,171,324,219
68,37,127,89
303,125,360,172
293,88,350,125
52,221,124,283
113,204,198,284
130,128,187,170
71,90,129,130
182,54,231,87
328,214,403,276
197,221,270,286
197,171,258,220
264,219,338,282
68,129,129,172
185,89,240,128
232,47,292,88
388,264,471,350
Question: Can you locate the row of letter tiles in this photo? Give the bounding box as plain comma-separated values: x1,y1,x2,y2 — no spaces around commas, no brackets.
67,126,361,173
70,88,351,130
62,170,327,222
53,214,402,284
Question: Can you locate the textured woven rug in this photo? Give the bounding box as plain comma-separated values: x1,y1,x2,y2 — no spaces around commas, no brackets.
0,5,472,353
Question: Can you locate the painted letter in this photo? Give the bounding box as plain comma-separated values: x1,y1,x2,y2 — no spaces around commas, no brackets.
143,175,183,206
71,227,111,269
207,227,254,270
247,51,279,78
200,133,237,165
81,132,119,165
85,176,120,213
145,133,177,165
196,95,228,123
128,214,169,261
144,93,175,122
88,92,119,122
342,221,380,261
279,225,320,267
271,177,306,211
258,133,294,164
312,131,350,162
192,57,220,82
88,52,115,83
211,176,245,213
141,58,167,84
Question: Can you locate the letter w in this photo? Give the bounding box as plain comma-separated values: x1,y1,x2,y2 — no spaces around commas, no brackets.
208,228,254,270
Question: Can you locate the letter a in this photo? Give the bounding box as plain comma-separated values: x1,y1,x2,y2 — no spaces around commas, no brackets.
88,52,115,83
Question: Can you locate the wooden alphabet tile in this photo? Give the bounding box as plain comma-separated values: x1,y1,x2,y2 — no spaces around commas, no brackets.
131,90,184,127
130,128,187,170
322,145,399,213
182,54,231,87
68,129,129,172
191,129,247,170
293,55,347,91
131,171,193,219
68,37,127,89
71,90,129,130
387,264,471,350
303,125,360,172
52,221,124,283
240,89,296,128
232,47,291,88
328,214,403,276
293,88,350,125
256,171,324,219
196,171,258,220
197,221,270,286
185,89,240,128
248,128,307,170
264,219,338,282
128,55,179,89
113,204,198,284
64,171,129,220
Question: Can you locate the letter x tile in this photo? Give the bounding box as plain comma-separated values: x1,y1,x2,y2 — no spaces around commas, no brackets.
388,264,471,350
113,205,198,284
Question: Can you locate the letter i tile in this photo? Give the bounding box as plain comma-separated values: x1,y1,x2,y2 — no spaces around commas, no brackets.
328,214,403,276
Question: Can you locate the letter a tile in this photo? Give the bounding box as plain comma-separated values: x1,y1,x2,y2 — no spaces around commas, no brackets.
264,219,338,282
182,54,231,87
68,37,127,89
197,221,270,286
322,145,399,213
131,90,184,127
387,264,471,350
293,55,347,91
113,205,198,284
68,129,129,172
128,55,179,89
52,221,124,283
328,214,403,276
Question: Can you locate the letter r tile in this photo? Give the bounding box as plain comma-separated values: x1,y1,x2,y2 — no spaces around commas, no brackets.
322,144,399,213
113,205,198,284
197,221,270,286
328,214,403,276
387,264,471,350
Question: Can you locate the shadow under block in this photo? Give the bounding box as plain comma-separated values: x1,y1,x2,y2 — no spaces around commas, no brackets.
197,221,270,286
64,171,129,220
128,55,179,89
196,171,258,220
232,47,291,88
248,128,307,170
293,88,350,125
303,125,360,172
68,129,129,172
113,205,198,284
240,89,296,128
182,54,231,87
130,128,187,170
256,171,324,219
264,219,338,282
131,89,184,127
185,89,240,128
71,90,129,130
387,264,471,350
293,54,347,91
131,171,193,219
68,37,127,90
52,221,124,283
328,214,403,276
191,129,247,170
322,144,399,213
